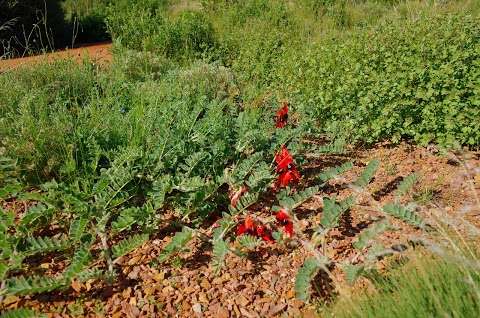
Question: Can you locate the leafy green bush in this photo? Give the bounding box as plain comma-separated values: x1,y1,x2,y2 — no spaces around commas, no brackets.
274,13,480,146
106,2,214,60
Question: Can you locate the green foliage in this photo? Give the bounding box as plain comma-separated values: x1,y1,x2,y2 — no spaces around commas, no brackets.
277,186,319,211
353,160,379,188
236,235,262,250
383,203,425,229
111,233,149,259
321,196,355,229
212,238,229,274
0,308,46,318
228,192,259,215
314,139,347,155
157,227,193,263
395,173,418,198
5,275,62,296
343,263,365,285
24,236,69,255
318,162,354,183
295,257,324,302
353,220,392,250
106,5,214,60
63,248,92,281
324,255,480,318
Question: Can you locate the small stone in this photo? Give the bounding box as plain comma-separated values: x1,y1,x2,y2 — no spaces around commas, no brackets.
268,303,287,316
217,307,229,318
192,303,202,314
198,292,209,303
200,278,211,290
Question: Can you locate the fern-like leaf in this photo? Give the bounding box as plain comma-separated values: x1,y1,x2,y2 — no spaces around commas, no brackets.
353,159,379,188
321,196,355,229
318,162,354,183
5,276,61,295
112,233,149,259
63,248,92,281
383,203,425,228
69,217,89,243
343,263,365,285
237,235,262,250
295,257,323,302
245,163,273,190
228,192,258,215
157,227,193,262
212,238,229,274
0,308,46,318
25,236,69,255
278,186,319,211
353,220,391,249
314,139,346,155
395,173,418,198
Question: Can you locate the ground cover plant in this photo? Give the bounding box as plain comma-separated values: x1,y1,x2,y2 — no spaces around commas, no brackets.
0,0,480,317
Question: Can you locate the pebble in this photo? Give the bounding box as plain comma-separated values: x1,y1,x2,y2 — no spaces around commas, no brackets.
192,303,202,314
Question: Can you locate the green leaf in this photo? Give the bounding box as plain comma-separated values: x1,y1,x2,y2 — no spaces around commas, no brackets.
318,162,354,183
112,233,149,259
383,203,425,228
295,257,323,302
0,308,46,318
353,220,391,250
315,139,346,155
5,276,62,295
343,263,365,285
25,236,69,255
395,173,418,198
321,196,355,229
236,235,261,250
69,217,90,243
63,248,92,281
278,186,319,211
228,192,258,215
212,238,229,274
353,159,379,188
157,227,193,262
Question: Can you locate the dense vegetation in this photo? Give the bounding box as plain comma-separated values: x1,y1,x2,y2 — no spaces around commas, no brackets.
0,0,479,317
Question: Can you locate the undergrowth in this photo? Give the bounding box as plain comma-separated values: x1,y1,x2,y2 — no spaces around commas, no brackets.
0,0,479,316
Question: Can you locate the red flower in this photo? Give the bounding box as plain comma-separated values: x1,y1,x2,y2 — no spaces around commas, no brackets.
237,217,273,242
275,145,294,173
275,209,294,237
276,166,301,188
275,209,290,222
283,222,294,237
275,102,289,128
236,215,255,236
256,225,274,242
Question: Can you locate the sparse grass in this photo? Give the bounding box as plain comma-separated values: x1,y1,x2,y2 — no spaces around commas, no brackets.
321,251,480,318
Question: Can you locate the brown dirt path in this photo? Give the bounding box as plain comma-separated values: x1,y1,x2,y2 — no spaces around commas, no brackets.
0,42,112,72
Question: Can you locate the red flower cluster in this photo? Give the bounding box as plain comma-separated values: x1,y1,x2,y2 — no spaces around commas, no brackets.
275,102,289,128
236,216,273,242
275,209,294,237
275,145,301,188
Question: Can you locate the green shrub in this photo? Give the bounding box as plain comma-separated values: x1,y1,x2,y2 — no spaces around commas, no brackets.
106,2,214,60
274,13,480,146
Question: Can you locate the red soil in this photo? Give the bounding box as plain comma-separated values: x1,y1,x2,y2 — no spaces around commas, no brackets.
0,42,112,72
